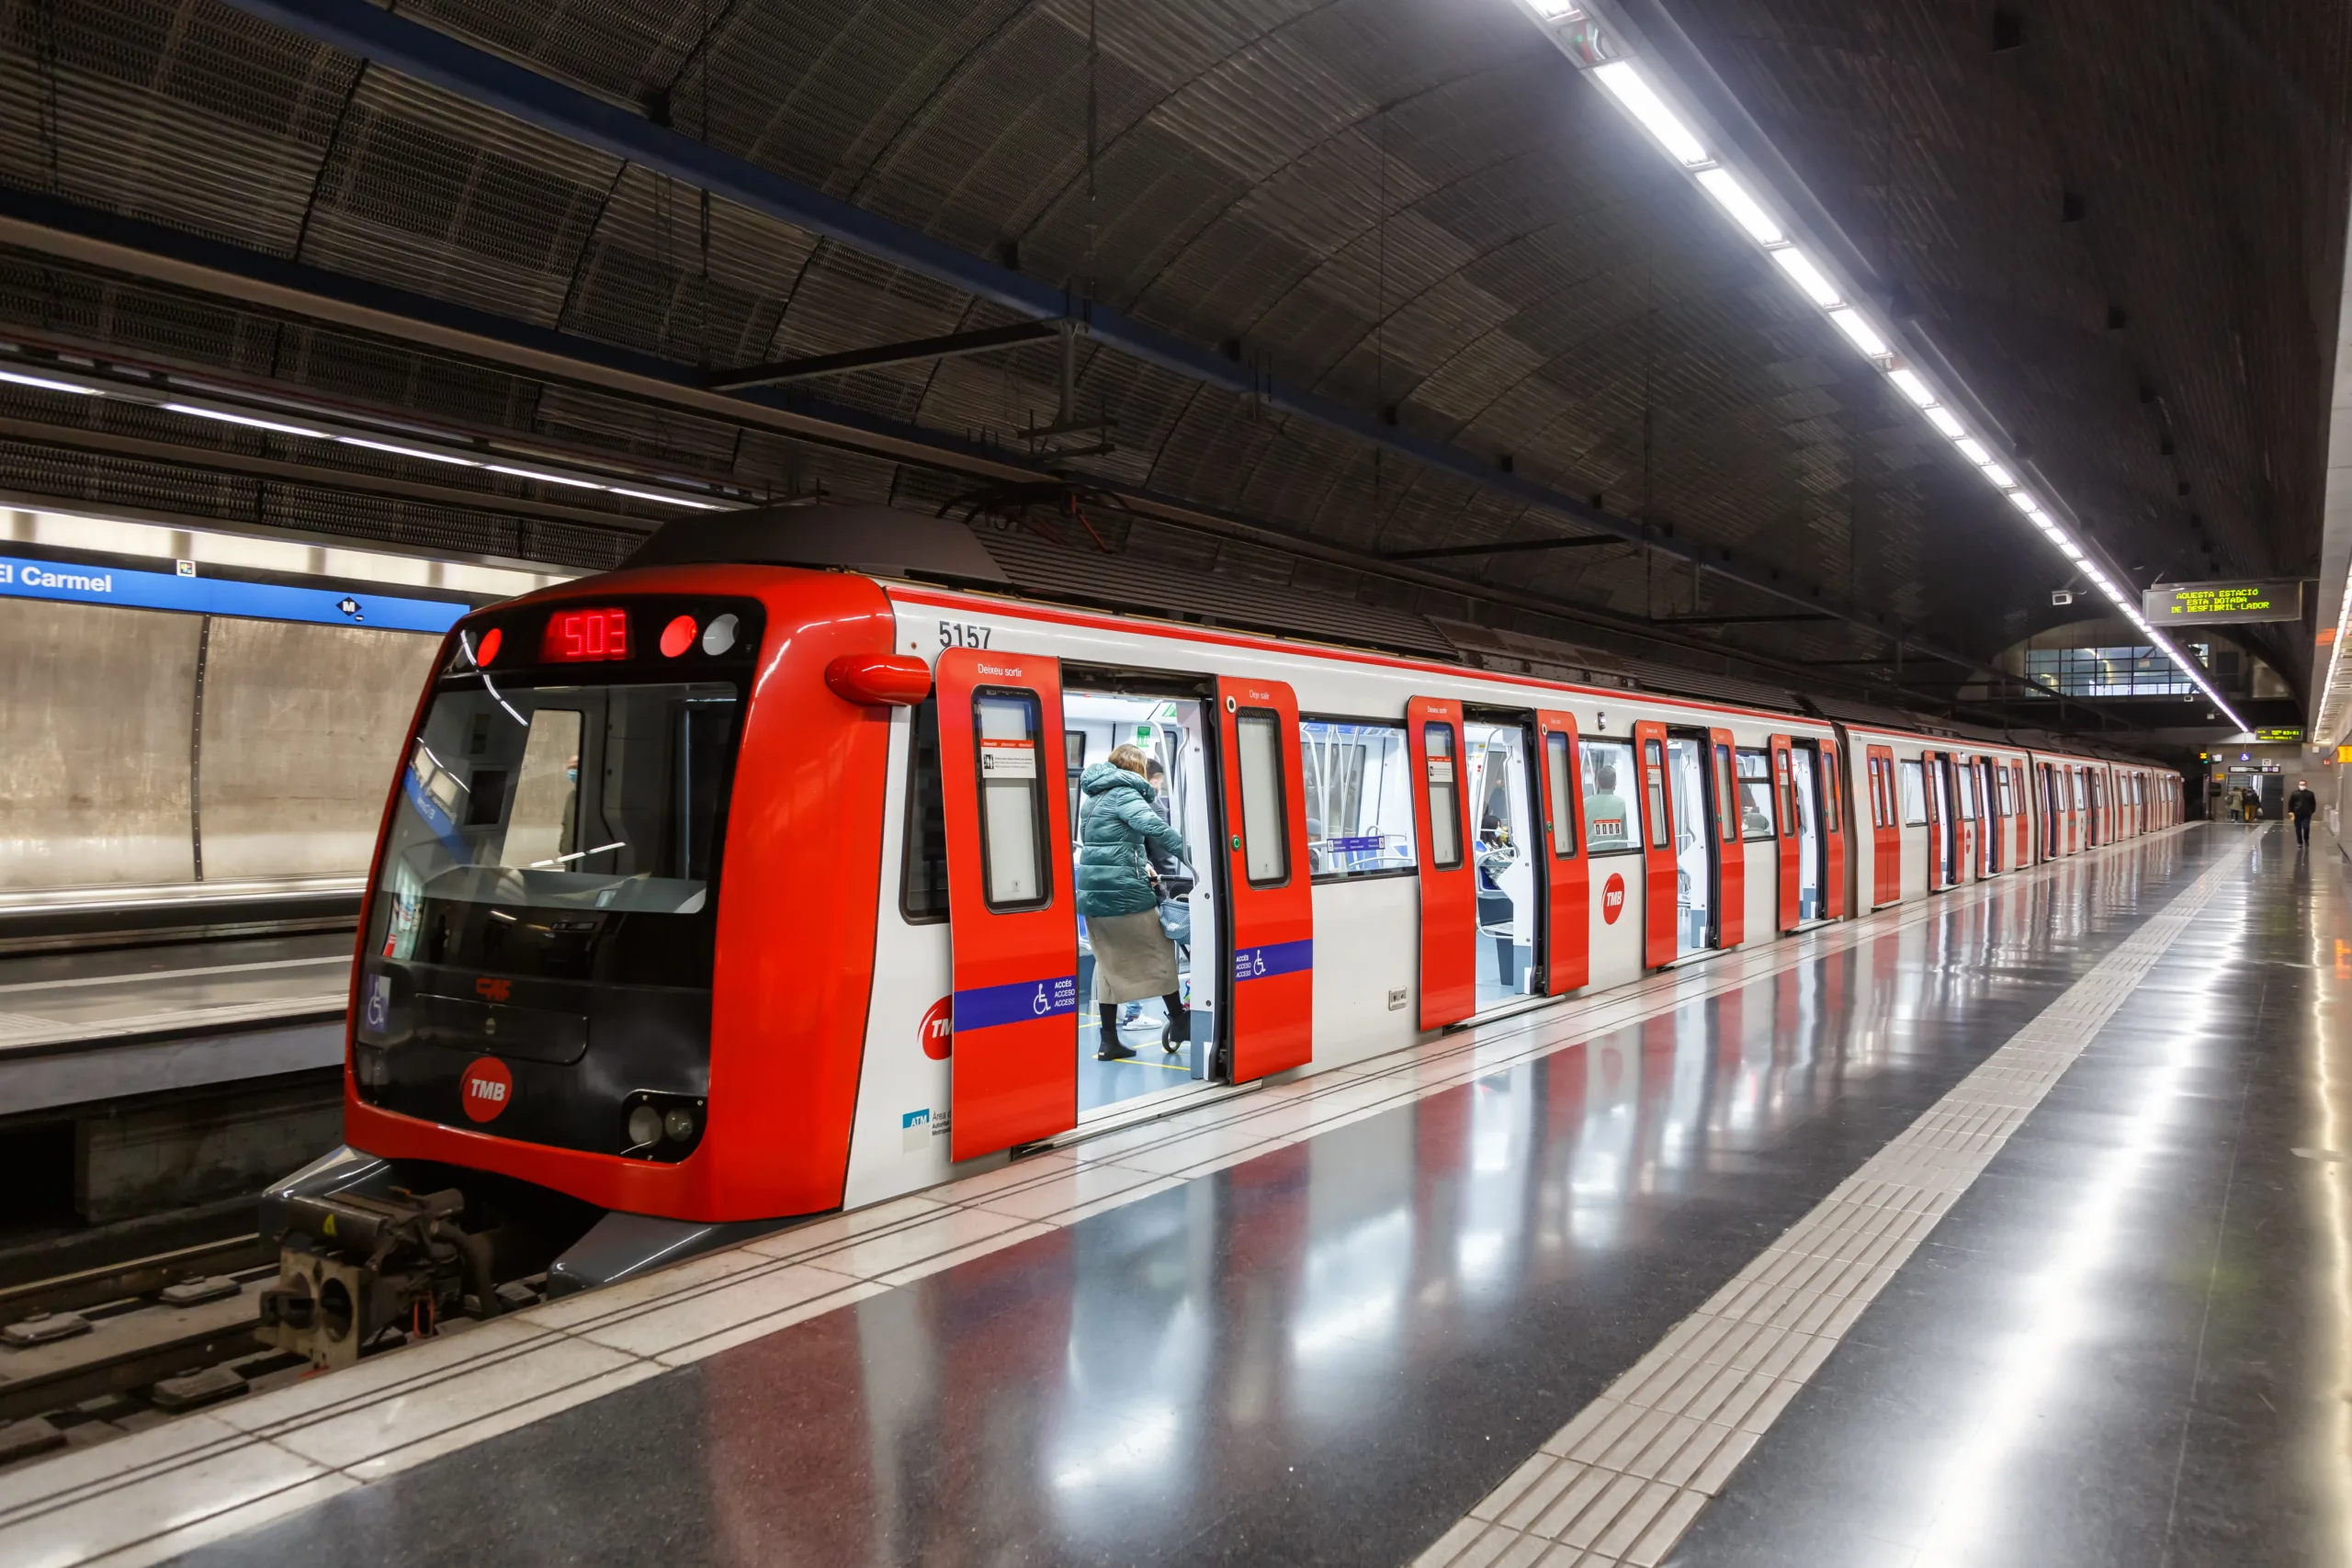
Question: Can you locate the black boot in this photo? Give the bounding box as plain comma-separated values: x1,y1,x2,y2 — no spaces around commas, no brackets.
1160,991,1188,1053
1096,1003,1136,1061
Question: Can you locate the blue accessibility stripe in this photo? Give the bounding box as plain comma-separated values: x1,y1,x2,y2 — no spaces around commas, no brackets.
1233,939,1313,983
953,973,1080,1032
0,554,469,634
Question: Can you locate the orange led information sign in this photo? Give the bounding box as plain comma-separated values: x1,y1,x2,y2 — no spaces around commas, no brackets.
2143,579,2303,625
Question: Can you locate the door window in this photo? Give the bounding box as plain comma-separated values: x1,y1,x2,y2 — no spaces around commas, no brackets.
975,692,1049,909
1579,739,1637,854
1236,710,1288,886
1424,722,1462,869
1299,719,1417,878
1544,731,1578,857
1713,743,1737,842
1643,739,1669,848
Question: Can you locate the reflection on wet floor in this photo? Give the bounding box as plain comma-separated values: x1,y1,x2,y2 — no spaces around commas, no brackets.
184,835,2250,1568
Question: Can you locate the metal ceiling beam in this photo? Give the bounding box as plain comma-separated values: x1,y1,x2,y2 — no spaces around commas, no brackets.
1650,612,1837,626
218,0,2025,678
0,412,656,536
1380,535,1624,562
0,186,2090,727
706,321,1059,391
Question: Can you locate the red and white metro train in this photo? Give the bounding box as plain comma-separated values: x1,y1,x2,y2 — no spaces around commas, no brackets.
258,507,2182,1359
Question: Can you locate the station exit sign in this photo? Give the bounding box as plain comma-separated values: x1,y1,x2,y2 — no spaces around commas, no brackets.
2142,579,2303,625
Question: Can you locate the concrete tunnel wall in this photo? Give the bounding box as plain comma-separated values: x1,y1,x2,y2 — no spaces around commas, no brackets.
0,597,440,892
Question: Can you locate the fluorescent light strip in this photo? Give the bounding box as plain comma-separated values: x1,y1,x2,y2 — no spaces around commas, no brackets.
162,401,329,439
0,367,99,396
609,487,723,510
1590,62,1711,167
485,463,604,491
1555,14,2247,729
1693,168,1784,244
1767,245,1843,308
1887,367,1938,409
338,436,481,467
1825,308,1890,358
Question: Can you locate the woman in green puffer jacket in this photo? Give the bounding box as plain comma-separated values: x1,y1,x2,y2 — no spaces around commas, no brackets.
1078,746,1193,1060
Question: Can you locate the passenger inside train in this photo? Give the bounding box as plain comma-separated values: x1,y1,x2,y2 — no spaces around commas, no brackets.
1063,691,1214,1116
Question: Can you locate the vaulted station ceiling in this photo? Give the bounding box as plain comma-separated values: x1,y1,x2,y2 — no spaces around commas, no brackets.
0,0,2343,727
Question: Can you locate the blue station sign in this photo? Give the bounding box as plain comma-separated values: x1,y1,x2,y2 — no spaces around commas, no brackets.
0,554,470,634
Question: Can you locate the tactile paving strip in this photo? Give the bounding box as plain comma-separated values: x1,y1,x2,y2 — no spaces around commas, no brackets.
1410,836,2253,1568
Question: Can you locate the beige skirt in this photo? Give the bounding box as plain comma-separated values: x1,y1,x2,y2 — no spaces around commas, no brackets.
1090,908,1181,1003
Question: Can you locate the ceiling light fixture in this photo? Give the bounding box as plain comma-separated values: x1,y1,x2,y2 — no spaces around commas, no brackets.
485,463,605,490
1767,245,1843,308
162,401,329,439
1886,367,1938,409
0,367,99,396
337,435,481,467
1692,168,1783,244
1824,308,1891,358
1517,0,2247,730
1589,62,1711,167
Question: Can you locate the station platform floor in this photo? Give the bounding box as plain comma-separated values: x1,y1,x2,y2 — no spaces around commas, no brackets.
0,933,349,1113
4,821,2346,1567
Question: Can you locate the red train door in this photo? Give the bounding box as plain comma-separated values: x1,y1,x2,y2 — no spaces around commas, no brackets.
1536,710,1589,994
2012,764,2029,865
1949,757,1966,880
1820,741,1848,919
1770,735,1800,931
1408,696,1476,1030
1867,746,1898,906
1711,728,1745,946
1923,752,1947,890
1217,677,1314,1082
935,649,1080,1161
1634,720,1676,968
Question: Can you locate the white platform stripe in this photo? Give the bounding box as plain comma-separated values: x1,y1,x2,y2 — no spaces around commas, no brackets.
1410,836,2251,1568
0,829,2191,1568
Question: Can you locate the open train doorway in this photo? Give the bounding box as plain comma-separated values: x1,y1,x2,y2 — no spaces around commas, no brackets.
1664,733,1717,955
1464,716,1540,1013
1928,756,1958,886
1789,743,1824,921
1062,684,1220,1119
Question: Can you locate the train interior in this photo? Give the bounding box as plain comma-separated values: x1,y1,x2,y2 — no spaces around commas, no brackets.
1792,746,1824,921
1464,721,1539,1014
1062,690,1218,1119
1665,734,1715,956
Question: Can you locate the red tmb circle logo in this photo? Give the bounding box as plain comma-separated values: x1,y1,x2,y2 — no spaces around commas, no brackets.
459,1056,513,1122
919,997,954,1061
1601,873,1627,924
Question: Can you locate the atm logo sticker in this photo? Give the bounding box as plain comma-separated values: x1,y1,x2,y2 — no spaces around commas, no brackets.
460,1057,513,1122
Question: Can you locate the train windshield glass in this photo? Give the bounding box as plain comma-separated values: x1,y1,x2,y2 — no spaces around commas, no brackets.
368,679,740,980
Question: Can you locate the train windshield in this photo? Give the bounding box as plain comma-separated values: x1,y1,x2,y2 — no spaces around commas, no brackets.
367,679,741,983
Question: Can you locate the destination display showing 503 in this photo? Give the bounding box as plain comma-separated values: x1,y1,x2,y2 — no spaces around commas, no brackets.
2141,579,2303,626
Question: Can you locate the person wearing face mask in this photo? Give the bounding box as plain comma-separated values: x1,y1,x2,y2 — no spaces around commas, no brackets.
2288,779,2317,848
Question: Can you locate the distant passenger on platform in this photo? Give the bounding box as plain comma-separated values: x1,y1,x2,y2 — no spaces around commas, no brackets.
1079,745,1193,1061
2289,781,2317,848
